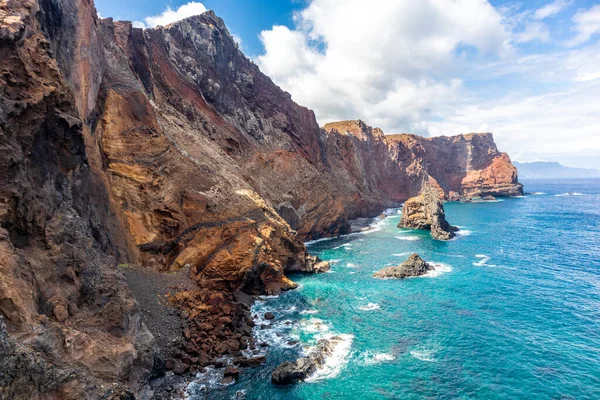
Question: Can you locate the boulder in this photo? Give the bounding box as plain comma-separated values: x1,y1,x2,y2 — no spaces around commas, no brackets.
373,253,434,279
224,365,239,378
398,186,459,240
264,312,275,320
305,255,331,273
271,337,340,385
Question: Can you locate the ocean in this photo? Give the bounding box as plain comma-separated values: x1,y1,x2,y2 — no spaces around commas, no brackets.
187,178,600,399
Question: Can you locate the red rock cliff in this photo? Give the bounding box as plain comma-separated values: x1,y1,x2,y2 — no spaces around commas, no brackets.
0,0,523,397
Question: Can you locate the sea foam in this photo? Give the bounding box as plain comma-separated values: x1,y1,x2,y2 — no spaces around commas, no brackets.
357,351,395,365
555,192,585,197
358,303,381,311
304,333,354,382
473,254,491,266
424,263,453,278
396,236,421,241
410,349,436,362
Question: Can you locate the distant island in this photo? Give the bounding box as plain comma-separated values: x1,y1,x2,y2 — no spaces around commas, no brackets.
514,161,600,179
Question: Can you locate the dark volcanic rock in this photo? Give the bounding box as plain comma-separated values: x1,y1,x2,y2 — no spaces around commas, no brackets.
398,186,459,240
0,0,522,397
224,365,240,378
271,336,341,385
373,254,434,279
264,312,275,320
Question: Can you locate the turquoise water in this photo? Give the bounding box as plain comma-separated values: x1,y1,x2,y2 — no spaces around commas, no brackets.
191,179,600,399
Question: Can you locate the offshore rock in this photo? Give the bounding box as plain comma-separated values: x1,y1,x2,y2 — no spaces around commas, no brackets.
373,253,434,279
271,336,342,385
398,186,459,240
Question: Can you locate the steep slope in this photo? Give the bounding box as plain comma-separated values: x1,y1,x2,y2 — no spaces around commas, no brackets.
385,132,523,198
1,0,523,397
323,122,523,202
0,1,155,398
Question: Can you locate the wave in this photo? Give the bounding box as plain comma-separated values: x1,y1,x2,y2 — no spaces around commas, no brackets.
358,303,381,311
305,333,354,382
473,198,504,203
473,254,492,267
393,252,412,257
306,208,401,245
382,207,402,216
396,236,420,241
361,226,383,235
345,262,357,268
304,236,336,246
300,309,319,315
410,349,436,362
424,263,453,278
555,192,585,197
185,365,235,396
356,351,395,366
299,318,330,334
333,243,353,250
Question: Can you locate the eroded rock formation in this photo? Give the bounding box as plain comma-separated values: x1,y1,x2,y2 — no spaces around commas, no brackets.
0,0,523,397
373,253,434,279
399,186,459,240
271,336,343,385
0,1,155,398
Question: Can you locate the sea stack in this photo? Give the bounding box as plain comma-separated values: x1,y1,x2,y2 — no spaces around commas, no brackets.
398,186,459,240
373,253,434,279
271,336,342,384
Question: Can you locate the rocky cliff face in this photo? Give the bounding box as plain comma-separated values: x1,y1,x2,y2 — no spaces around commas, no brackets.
0,0,523,397
0,1,155,398
385,132,523,199
398,186,459,240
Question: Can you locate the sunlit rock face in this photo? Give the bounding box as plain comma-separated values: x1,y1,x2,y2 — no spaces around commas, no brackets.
0,0,522,396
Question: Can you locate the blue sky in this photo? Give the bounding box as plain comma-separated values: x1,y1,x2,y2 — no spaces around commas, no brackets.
95,0,304,56
95,0,600,169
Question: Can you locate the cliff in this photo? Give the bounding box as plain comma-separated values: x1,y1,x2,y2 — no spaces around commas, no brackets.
0,0,523,397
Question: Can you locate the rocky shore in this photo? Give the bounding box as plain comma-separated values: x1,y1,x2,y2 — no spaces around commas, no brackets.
271,336,345,385
0,0,523,397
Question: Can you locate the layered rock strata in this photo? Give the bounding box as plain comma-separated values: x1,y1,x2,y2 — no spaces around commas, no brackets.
0,1,156,398
0,0,523,397
399,186,459,240
373,253,434,279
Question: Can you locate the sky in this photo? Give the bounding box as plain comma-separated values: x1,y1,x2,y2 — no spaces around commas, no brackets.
95,0,600,169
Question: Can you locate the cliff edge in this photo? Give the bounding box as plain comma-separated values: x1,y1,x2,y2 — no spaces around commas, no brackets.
0,0,523,397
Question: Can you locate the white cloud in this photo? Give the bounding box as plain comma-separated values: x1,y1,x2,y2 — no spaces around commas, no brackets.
257,0,511,134
515,21,550,43
132,20,146,29
427,80,600,168
566,4,600,47
231,33,243,48
534,0,573,20
144,2,207,28
256,0,600,168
